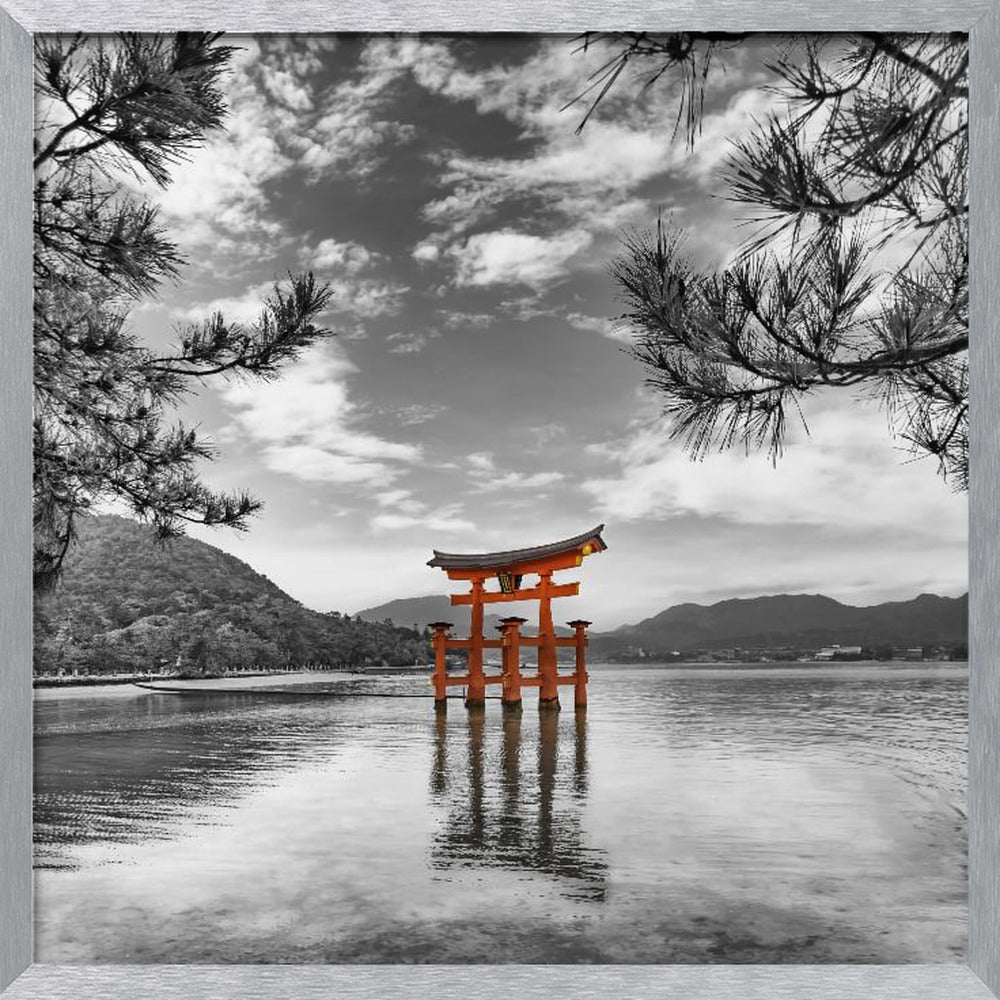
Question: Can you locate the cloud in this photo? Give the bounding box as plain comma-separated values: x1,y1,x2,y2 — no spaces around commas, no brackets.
566,312,633,343
174,281,275,324
259,62,315,111
387,403,449,425
474,471,565,492
307,238,382,275
375,489,425,515
176,269,408,330
264,445,399,486
581,398,967,542
395,36,784,294
371,505,477,534
367,487,476,534
449,229,593,289
437,310,496,330
140,36,415,269
321,280,410,319
412,242,441,263
221,343,421,489
296,236,410,319
385,331,433,354
291,40,418,181
497,296,560,322
402,39,685,238
466,452,496,472
464,450,565,492
523,422,566,448
669,86,786,185
145,40,305,257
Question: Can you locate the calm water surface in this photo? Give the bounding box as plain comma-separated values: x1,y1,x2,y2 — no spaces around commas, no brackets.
33,663,967,963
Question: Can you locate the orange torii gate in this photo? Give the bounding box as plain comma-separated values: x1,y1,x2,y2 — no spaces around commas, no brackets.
426,525,607,712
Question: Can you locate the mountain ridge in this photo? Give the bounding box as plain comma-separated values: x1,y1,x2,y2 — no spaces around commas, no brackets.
361,590,968,655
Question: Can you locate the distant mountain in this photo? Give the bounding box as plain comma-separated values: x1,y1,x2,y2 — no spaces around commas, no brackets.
34,516,429,676
356,594,571,638
590,592,968,655
357,595,505,635
363,589,967,657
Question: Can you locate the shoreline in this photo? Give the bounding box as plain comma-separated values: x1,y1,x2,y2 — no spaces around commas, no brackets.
31,660,968,700
32,670,371,701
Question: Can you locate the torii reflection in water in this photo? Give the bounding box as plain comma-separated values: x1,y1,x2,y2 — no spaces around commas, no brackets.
429,707,608,902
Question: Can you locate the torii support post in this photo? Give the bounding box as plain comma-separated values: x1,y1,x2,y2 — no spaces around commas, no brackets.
537,572,560,711
466,577,486,708
568,619,592,710
498,616,526,712
429,621,452,711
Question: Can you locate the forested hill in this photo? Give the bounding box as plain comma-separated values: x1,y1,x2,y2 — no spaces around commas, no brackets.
33,515,430,677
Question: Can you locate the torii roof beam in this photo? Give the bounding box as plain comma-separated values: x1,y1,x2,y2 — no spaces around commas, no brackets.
427,524,606,579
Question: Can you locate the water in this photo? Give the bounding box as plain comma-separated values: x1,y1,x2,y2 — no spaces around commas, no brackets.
32,663,967,964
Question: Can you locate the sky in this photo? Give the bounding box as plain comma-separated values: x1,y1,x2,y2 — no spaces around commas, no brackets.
116,34,966,629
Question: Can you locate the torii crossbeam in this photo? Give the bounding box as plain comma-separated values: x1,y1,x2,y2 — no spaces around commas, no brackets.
426,525,606,711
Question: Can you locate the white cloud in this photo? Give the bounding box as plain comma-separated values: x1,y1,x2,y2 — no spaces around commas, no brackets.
174,281,275,324
221,343,421,488
264,445,398,486
450,229,593,289
398,37,785,293
137,36,415,267
670,86,786,185
412,242,441,263
388,403,449,425
437,310,496,330
474,471,565,492
145,40,299,256
464,450,565,492
566,312,633,343
582,399,967,542
385,332,432,354
466,452,496,472
371,504,477,534
524,422,566,448
177,270,407,330
376,489,425,515
291,40,418,181
259,62,314,111
321,279,410,319
307,238,382,275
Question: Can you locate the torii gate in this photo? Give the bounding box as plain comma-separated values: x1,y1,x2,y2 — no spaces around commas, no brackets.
426,525,607,711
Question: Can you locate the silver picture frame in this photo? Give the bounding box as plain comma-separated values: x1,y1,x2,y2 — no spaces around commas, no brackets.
2,2,997,997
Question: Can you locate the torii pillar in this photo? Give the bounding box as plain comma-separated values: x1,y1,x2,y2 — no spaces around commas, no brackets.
568,619,592,709
429,621,452,712
498,616,526,712
537,571,560,710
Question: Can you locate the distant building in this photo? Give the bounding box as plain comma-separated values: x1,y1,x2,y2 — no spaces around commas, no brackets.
815,644,863,660
892,647,924,661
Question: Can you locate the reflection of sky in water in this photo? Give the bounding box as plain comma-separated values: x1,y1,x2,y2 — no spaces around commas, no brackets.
33,664,967,964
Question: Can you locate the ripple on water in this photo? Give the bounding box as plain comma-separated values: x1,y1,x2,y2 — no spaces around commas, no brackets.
32,663,967,963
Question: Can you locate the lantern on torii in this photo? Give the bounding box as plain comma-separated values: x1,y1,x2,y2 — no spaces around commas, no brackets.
426,524,606,711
